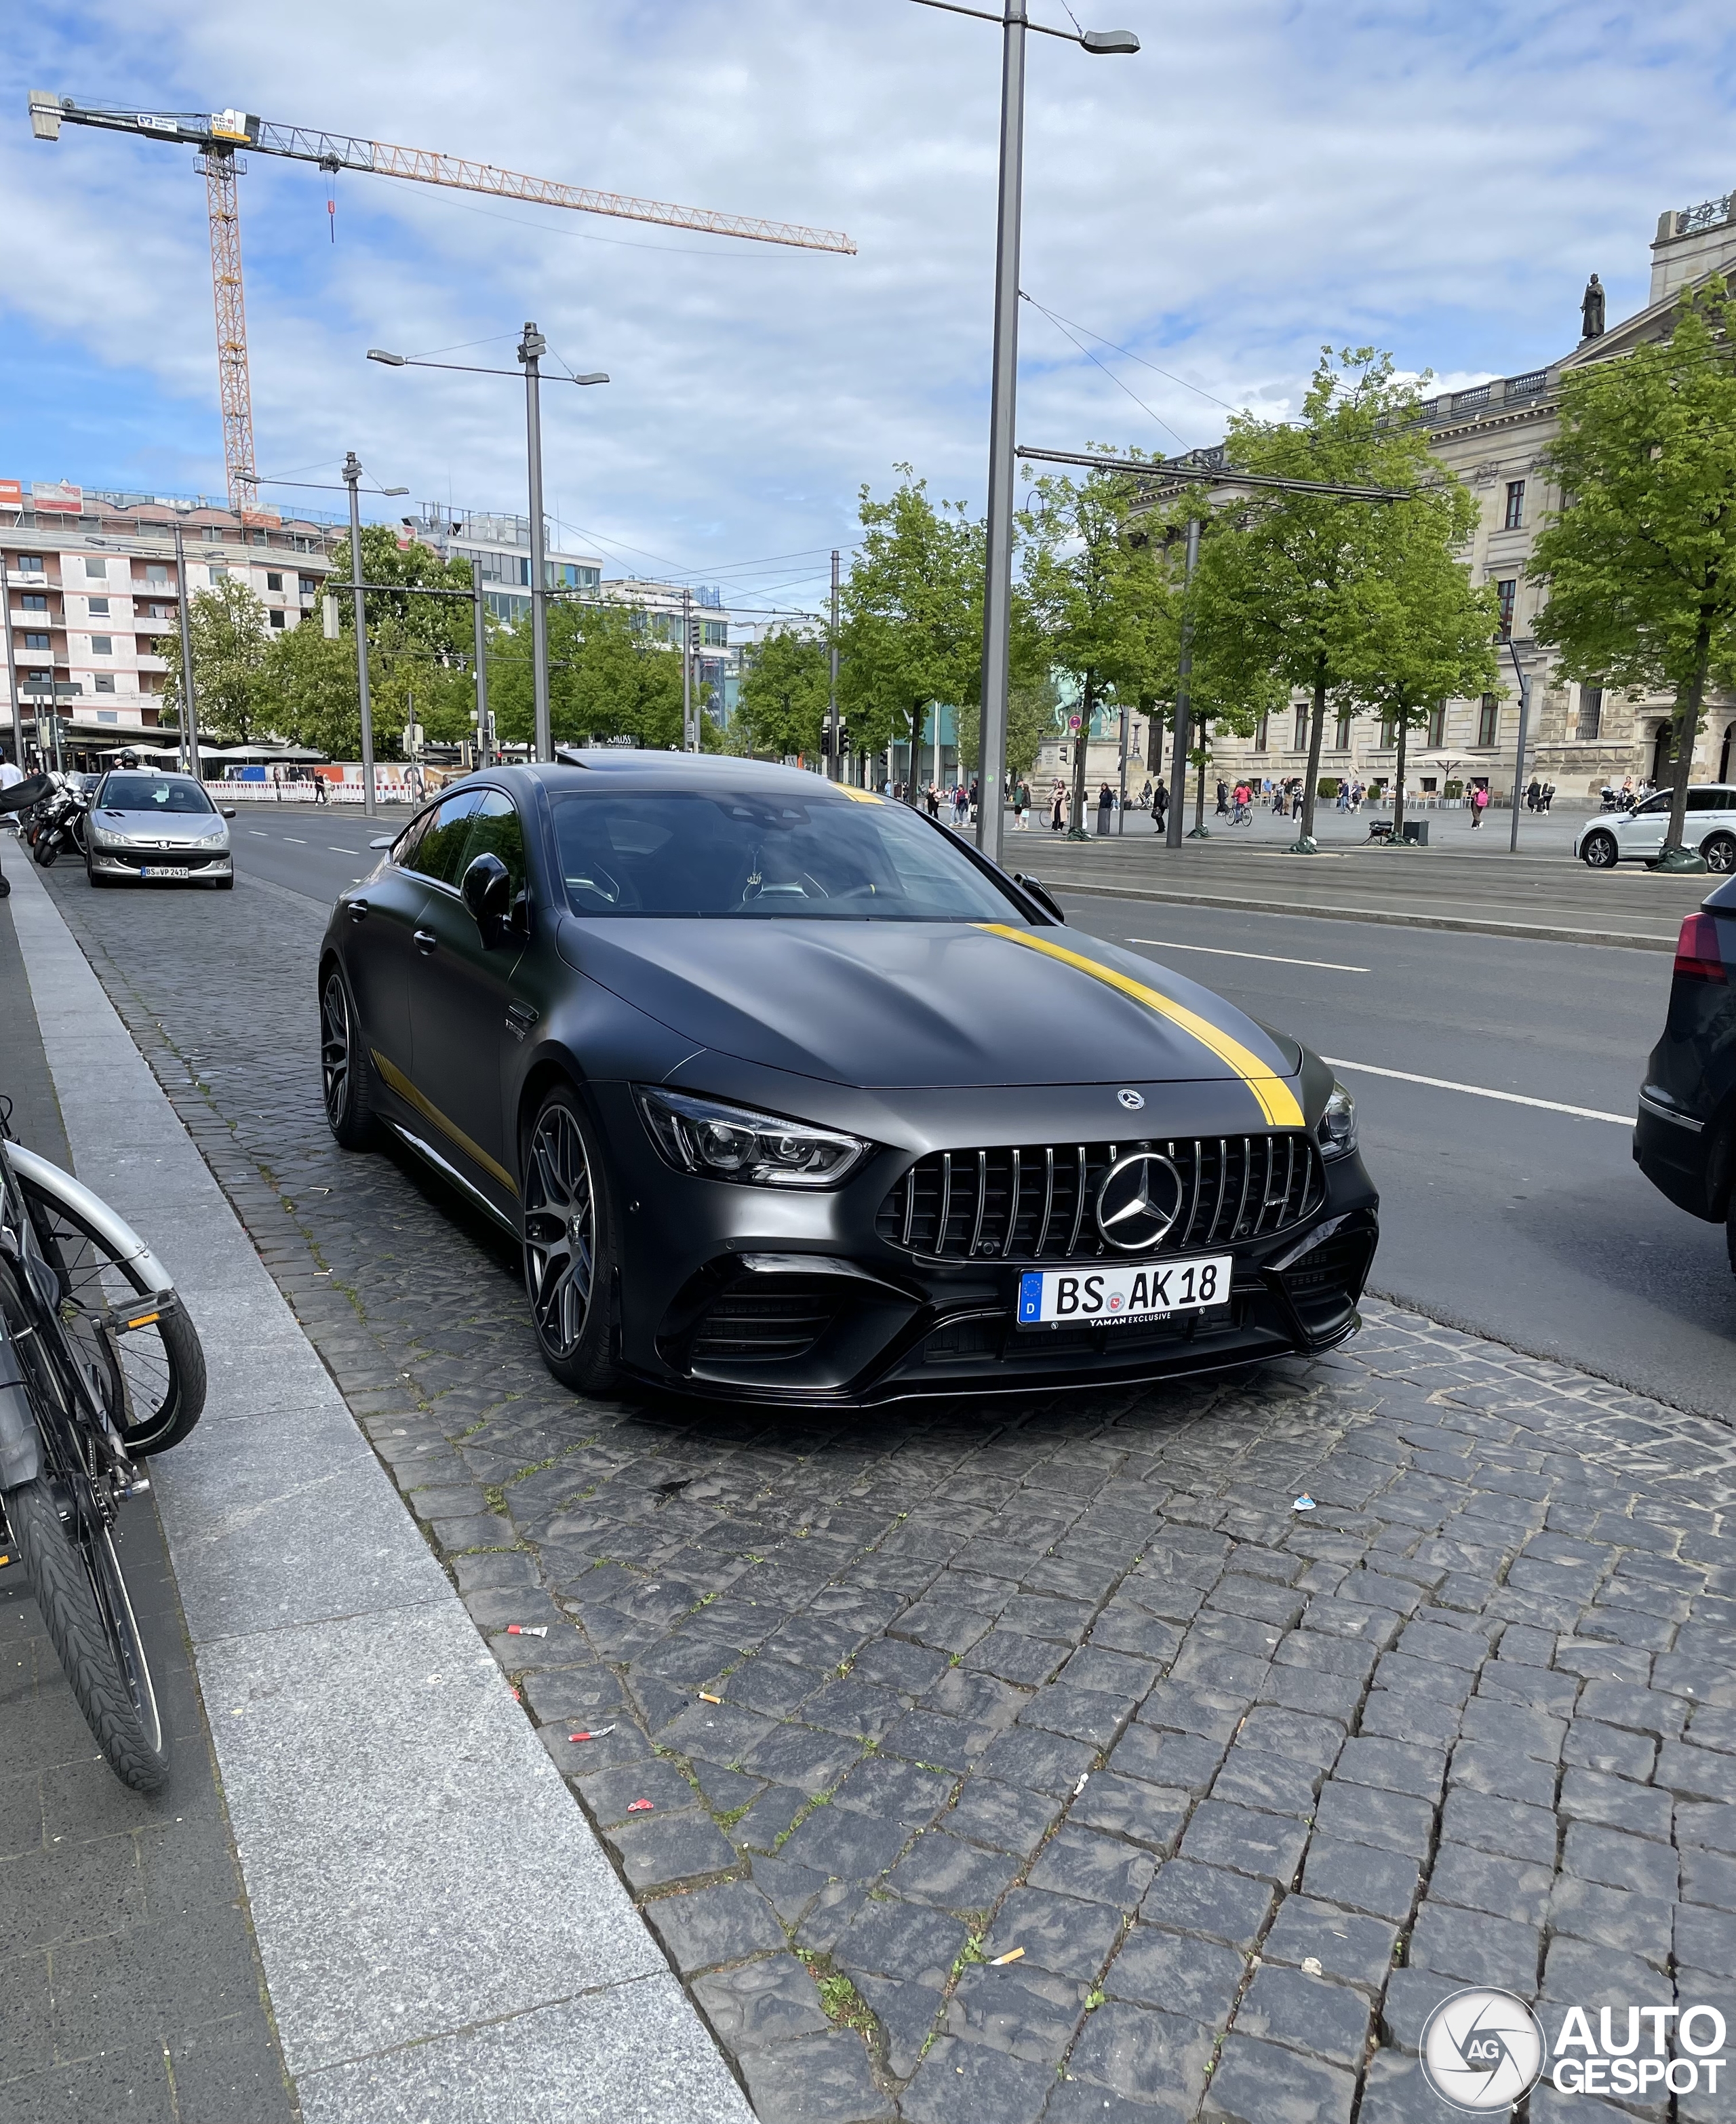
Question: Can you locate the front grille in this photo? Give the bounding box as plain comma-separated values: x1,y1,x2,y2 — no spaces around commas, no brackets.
876,1135,1323,1262
688,1282,837,1365
108,848,220,871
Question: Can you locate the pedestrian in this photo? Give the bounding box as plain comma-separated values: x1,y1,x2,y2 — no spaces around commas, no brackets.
1097,782,1115,835
1542,781,1556,814
1011,779,1027,831
0,751,21,899
1526,777,1541,814
1050,781,1065,832
1471,782,1490,829
969,779,981,825
1350,781,1364,814
1215,779,1229,818
925,783,940,819
1153,776,1168,833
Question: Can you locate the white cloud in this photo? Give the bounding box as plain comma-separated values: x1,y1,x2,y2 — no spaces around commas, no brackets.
2,0,1733,604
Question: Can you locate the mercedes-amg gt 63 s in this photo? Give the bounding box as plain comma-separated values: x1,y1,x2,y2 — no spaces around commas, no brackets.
319,755,1378,1404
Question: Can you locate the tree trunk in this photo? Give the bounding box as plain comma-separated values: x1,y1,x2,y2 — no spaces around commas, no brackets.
1069,675,1095,836
1392,713,1408,842
1665,607,1715,855
1297,664,1328,845
907,702,923,806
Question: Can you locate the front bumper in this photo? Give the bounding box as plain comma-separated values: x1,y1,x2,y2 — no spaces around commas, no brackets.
89,844,232,880
597,1083,1380,1405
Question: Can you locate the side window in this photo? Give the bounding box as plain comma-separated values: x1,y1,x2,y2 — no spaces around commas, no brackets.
391,804,439,871
1635,794,1671,816
457,789,528,897
1686,789,1727,814
406,791,483,884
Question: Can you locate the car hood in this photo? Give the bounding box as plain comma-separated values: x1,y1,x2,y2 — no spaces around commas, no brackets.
559,918,1305,1112
93,808,226,839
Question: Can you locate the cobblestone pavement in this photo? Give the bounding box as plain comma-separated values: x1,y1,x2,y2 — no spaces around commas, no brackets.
42,864,1736,2124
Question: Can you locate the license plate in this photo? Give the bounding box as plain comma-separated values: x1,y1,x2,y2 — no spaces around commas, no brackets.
138,865,189,879
1017,1255,1232,1326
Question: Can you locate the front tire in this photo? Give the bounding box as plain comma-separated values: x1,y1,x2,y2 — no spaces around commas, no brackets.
1581,830,1619,869
521,1087,620,1394
5,1478,168,1792
1703,833,1736,876
321,963,376,1149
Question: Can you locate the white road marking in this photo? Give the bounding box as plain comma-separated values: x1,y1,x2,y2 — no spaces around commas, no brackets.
248,830,267,837
328,846,351,853
283,836,307,844
1324,1057,1633,1127
1128,937,1370,975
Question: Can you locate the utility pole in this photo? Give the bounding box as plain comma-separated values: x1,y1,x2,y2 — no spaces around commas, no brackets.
1166,515,1200,848
472,559,491,768
1508,640,1532,854
682,587,694,751
341,453,376,817
1,561,24,772
828,548,841,781
172,521,203,785
1117,701,1129,834
519,322,552,764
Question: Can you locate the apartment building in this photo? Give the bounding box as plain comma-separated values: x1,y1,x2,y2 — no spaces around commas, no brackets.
401,505,603,625
1,484,340,759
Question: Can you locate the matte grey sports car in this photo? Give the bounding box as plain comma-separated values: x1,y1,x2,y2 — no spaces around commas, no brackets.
318,754,1378,1404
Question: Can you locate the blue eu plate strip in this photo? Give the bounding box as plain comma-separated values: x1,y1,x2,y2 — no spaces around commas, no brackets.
1018,1272,1043,1322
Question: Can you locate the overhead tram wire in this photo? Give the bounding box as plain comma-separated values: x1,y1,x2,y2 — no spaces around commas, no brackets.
1018,296,1190,449
1020,292,1246,416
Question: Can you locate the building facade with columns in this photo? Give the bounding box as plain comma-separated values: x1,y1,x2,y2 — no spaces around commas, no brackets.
1201,189,1736,807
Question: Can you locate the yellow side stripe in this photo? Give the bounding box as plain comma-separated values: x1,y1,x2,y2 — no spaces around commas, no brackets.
371,1049,521,1198
835,785,883,804
974,923,1306,1130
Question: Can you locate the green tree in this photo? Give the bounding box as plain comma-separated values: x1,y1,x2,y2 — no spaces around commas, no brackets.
1020,465,1165,834
838,470,982,801
955,675,1057,787
159,576,271,743
488,598,690,752
735,627,831,758
1337,482,1500,841
258,619,365,758
1532,281,1736,865
1195,347,1440,847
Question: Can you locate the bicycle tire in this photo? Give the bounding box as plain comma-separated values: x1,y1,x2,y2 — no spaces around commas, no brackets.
20,1181,207,1456
5,1477,167,1791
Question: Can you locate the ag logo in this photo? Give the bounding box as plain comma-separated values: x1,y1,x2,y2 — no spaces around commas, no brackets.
1420,1988,1545,2110
1093,1152,1183,1253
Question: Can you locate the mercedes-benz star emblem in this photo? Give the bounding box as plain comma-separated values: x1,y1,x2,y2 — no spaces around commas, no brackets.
1094,1152,1183,1253
1117,1088,1145,1111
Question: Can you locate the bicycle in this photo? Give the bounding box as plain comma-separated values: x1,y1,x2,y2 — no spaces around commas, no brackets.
0,1100,207,1791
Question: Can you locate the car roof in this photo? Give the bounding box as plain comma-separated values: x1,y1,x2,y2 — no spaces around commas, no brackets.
527,753,854,798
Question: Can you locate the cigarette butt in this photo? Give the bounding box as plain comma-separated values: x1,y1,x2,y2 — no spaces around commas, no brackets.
627,1798,654,1813
568,1726,616,1743
698,1691,722,1704
990,1947,1025,1966
507,1624,549,1637
509,1688,521,1702
1073,1773,1090,1797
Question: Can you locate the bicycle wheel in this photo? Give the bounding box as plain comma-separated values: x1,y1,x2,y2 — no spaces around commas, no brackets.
20,1181,206,1456
4,1478,167,1791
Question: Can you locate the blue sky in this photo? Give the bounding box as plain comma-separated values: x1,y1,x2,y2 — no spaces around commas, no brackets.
2,1,1733,615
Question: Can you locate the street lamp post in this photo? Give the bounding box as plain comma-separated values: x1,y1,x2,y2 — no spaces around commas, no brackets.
956,0,1138,869
1166,513,1200,848
682,585,694,753
828,548,841,781
472,558,491,767
340,454,378,818
1,561,24,771
1507,638,1532,853
172,521,202,785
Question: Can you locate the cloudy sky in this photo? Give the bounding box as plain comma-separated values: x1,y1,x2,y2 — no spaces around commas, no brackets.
2,2,1733,614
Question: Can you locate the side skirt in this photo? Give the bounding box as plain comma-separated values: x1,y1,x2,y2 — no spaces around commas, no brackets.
386,1122,520,1237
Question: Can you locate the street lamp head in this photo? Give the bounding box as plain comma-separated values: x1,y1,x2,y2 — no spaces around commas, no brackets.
380,485,410,496
1080,27,1139,52
570,372,610,387
366,349,407,366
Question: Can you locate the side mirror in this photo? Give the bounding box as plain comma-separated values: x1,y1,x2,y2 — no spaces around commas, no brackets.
1013,872,1067,925
369,834,395,850
460,850,513,941
222,807,237,818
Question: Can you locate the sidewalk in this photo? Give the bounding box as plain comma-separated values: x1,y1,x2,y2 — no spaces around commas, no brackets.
2,851,752,2124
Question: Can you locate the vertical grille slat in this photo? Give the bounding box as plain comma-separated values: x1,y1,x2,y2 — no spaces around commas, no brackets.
878,1133,1323,1261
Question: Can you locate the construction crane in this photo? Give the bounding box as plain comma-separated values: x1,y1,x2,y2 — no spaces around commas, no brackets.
28,92,856,514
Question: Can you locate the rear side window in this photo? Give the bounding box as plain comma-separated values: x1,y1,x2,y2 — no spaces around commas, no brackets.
405,791,484,885
1686,789,1735,813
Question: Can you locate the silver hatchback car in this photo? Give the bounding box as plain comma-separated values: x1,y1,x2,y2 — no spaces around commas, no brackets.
86,770,235,889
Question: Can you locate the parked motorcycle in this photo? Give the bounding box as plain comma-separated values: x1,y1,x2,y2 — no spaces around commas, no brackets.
31,776,90,868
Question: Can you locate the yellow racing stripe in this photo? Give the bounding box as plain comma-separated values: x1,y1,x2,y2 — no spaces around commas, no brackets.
835,785,883,804
974,924,1306,1129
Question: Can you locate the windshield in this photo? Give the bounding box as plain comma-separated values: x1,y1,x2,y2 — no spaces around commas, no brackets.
551,789,1031,922
99,775,215,815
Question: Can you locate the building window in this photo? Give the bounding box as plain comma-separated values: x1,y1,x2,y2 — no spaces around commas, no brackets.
21,594,46,612
702,620,728,648
299,576,318,597
91,635,113,655
1255,715,1269,751
1503,481,1525,531
87,597,109,616
202,526,222,542
84,558,106,580
270,609,286,629
1379,716,1398,750
1427,704,1446,747
266,571,283,591
1335,711,1353,750
1478,693,1499,747
1577,685,1603,742
94,674,116,694
22,632,50,650
145,563,169,585
16,554,43,572
209,564,226,581
1293,707,1309,751
1421,776,1438,793
1495,579,1516,639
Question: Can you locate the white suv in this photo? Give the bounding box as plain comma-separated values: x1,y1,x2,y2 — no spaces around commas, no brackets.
1575,787,1736,873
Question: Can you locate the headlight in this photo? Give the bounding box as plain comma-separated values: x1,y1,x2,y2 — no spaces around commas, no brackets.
1315,1082,1358,1161
635,1086,869,1188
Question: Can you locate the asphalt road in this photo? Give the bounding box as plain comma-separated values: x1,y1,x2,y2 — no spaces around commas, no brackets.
1062,888,1735,1419
226,806,1733,1419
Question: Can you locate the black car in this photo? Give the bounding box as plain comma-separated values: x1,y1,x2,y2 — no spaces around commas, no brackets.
1634,876,1736,1267
318,755,1379,1405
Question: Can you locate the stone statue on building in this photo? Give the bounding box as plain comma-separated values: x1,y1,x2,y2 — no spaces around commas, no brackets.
1581,273,1606,340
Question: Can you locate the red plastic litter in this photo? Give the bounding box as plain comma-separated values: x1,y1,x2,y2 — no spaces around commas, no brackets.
627,1798,654,1813
568,1726,616,1744
507,1624,549,1638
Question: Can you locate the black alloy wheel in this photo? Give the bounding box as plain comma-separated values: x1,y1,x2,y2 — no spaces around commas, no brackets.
521,1088,618,1393
1581,830,1619,869
1704,834,1736,876
321,965,376,1149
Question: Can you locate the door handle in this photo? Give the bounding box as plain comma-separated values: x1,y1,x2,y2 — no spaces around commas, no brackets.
348,899,370,922
414,928,437,955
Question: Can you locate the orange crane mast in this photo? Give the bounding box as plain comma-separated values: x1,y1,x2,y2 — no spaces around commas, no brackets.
28,93,855,513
